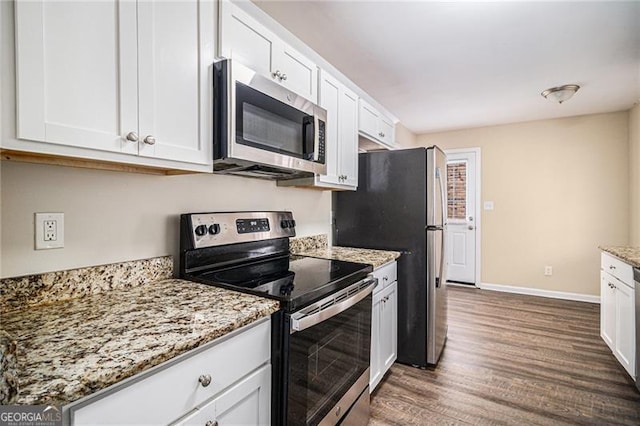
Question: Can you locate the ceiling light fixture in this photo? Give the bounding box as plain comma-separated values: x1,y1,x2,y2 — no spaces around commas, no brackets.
541,84,580,104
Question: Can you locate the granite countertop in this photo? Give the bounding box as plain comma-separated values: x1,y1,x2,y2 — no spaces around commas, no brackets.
290,235,401,269
0,259,279,406
600,246,640,268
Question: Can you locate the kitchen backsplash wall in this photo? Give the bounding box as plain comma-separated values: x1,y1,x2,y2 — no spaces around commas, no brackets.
629,104,640,246
416,111,630,296
0,162,331,278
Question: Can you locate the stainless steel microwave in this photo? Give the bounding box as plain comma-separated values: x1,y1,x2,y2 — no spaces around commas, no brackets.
212,59,327,179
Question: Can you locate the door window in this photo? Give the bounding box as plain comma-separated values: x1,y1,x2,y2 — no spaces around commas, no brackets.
447,161,467,221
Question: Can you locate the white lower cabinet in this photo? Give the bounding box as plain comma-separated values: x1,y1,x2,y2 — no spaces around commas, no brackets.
68,319,271,425
175,365,270,426
370,262,398,392
600,252,636,378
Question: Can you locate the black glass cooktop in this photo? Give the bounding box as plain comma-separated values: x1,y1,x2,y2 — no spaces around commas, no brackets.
191,255,371,311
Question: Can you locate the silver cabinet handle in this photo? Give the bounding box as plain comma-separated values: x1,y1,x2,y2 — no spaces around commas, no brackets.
198,374,212,387
609,265,616,270
125,131,138,142
383,276,388,282
272,70,280,79
143,135,156,145
205,421,218,426
468,225,475,230
281,73,287,81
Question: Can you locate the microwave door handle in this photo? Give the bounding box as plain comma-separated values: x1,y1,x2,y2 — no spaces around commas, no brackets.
290,277,376,333
312,115,320,162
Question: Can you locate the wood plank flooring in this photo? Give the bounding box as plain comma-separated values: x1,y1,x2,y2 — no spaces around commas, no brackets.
369,286,640,425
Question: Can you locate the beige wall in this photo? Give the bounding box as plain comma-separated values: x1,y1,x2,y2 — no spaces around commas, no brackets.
416,112,630,296
394,123,418,148
0,161,331,278
629,104,640,246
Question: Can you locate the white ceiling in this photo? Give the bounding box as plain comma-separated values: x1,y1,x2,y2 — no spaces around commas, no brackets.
254,1,640,134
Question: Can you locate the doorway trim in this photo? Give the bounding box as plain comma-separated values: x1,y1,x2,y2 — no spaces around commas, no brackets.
444,147,481,288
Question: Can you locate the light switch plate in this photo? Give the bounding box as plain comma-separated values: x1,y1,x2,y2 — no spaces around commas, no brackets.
35,212,64,250
483,201,495,210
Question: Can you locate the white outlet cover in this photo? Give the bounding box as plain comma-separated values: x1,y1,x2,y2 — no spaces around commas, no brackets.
35,212,64,250
483,201,495,210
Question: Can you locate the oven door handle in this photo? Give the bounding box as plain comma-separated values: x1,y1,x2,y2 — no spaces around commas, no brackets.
290,277,376,334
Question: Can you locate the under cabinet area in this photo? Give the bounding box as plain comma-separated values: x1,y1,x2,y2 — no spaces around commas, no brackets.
68,319,271,425
11,0,213,172
370,261,398,391
219,0,318,103
600,252,636,378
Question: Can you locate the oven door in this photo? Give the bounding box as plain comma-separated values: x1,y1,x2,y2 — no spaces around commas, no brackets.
286,277,374,426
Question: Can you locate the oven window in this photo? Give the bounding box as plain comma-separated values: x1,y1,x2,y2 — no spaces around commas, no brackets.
287,294,371,425
235,82,314,160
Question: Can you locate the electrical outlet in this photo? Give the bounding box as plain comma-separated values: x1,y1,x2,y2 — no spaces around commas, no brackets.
35,213,64,250
544,266,553,276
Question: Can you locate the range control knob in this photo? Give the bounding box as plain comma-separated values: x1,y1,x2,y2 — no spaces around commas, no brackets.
290,219,296,228
208,224,221,235
281,220,290,229
195,225,208,237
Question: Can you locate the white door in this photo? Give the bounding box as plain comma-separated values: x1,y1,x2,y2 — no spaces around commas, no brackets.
445,150,478,285
318,71,341,185
15,0,138,154
137,0,213,165
339,87,359,187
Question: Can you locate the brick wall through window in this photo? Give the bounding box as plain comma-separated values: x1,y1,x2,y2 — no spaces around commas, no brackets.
447,162,466,220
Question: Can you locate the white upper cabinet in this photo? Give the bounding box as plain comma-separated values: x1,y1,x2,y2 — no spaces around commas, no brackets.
278,70,359,191
15,1,138,153
13,0,213,171
219,0,318,102
136,1,214,165
358,99,396,148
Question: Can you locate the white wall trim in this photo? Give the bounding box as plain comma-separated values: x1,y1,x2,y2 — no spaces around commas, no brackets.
479,282,601,304
444,147,481,288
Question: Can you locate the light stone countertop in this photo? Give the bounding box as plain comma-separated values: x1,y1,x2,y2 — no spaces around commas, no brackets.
0,258,279,407
600,246,640,268
291,235,401,269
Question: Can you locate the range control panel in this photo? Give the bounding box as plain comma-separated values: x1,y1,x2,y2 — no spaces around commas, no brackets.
186,211,296,248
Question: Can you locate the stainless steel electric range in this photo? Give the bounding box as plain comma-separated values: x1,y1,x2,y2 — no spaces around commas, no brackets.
179,211,374,426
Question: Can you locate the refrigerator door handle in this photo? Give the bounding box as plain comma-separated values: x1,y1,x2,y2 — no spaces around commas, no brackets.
436,167,447,288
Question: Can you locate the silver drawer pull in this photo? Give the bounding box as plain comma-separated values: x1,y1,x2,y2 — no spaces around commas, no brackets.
609,265,616,270
205,421,218,426
143,135,156,145
198,374,212,387
383,276,388,281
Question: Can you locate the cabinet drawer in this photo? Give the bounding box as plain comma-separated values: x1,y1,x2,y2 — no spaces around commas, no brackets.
373,262,397,294
70,319,270,425
601,252,633,286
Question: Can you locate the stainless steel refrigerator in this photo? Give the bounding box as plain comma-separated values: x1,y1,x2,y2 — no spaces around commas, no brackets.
334,146,448,367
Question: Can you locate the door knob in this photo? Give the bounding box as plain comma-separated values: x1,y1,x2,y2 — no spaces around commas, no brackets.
124,132,138,142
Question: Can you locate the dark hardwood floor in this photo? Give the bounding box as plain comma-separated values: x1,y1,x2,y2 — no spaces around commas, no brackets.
369,286,640,425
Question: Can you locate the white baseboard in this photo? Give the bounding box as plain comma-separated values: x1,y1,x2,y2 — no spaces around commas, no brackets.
478,282,600,304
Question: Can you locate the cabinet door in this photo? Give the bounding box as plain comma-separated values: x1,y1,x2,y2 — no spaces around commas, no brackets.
380,282,398,373
614,282,636,377
317,71,341,185
339,87,359,187
369,296,382,391
358,99,379,138
15,0,138,154
601,272,616,349
379,116,395,146
137,0,213,165
178,365,271,426
219,0,277,80
274,43,318,102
